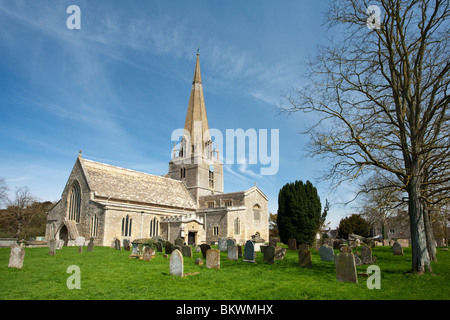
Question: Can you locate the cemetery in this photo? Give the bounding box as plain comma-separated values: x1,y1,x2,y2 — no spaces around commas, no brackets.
0,237,449,300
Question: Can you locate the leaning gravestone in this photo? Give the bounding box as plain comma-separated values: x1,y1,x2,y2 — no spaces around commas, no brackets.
263,245,275,264
298,249,312,268
206,248,220,269
115,238,121,250
8,243,25,269
243,240,256,263
392,241,404,256
288,238,297,250
87,237,95,252
227,243,238,261
48,239,56,256
334,253,358,284
200,244,211,259
75,236,85,253
275,247,286,260
181,245,192,258
361,245,374,264
169,249,183,277
319,245,334,262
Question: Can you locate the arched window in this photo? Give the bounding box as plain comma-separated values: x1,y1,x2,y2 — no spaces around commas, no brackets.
67,180,81,223
253,204,261,222
149,217,159,237
121,215,132,237
90,214,98,237
234,217,240,235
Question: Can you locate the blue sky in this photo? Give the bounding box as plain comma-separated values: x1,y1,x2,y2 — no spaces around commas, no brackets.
0,0,360,228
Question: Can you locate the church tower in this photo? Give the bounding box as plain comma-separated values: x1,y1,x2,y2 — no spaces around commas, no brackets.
169,53,224,202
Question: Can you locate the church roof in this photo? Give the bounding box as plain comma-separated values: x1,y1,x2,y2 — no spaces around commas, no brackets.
183,53,211,150
80,157,197,210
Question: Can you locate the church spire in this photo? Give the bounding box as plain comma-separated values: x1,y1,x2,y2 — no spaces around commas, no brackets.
183,53,211,155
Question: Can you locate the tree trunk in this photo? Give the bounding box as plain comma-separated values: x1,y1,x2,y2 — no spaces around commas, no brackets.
408,175,432,274
423,202,437,261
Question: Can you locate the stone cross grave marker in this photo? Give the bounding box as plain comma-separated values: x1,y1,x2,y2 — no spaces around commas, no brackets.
334,253,358,284
169,249,183,277
206,248,220,269
8,243,25,269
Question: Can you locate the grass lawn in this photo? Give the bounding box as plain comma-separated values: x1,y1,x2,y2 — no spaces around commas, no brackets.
0,244,449,300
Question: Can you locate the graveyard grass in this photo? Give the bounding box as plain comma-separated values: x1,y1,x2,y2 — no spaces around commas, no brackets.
0,245,449,300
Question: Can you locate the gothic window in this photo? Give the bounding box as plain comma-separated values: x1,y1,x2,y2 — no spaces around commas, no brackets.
180,167,186,179
213,226,219,236
67,180,81,223
209,169,214,189
90,214,98,238
253,204,261,222
234,218,240,235
150,217,159,237
121,214,132,237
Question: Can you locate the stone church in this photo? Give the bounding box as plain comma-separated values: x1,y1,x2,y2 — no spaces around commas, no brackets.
45,54,269,247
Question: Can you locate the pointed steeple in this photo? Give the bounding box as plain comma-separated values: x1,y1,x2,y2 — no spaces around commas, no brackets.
183,53,211,155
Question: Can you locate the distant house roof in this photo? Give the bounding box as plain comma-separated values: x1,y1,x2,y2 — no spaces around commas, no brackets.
80,157,197,210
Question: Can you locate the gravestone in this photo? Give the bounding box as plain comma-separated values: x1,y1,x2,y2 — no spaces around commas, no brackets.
392,241,404,255
226,239,236,251
218,238,227,252
165,242,173,255
353,251,362,266
334,253,358,284
115,238,121,250
206,248,220,269
174,238,184,246
169,249,183,277
156,241,163,253
361,245,374,264
263,245,275,264
195,258,203,265
48,239,56,256
269,237,278,247
143,246,153,261
298,249,312,268
131,242,139,255
123,239,131,251
298,243,309,253
237,245,242,258
56,239,64,250
76,236,85,253
288,238,297,250
172,245,181,253
318,245,334,262
200,244,211,259
8,243,25,269
227,243,238,261
243,240,256,262
87,237,95,252
275,247,286,260
181,245,192,258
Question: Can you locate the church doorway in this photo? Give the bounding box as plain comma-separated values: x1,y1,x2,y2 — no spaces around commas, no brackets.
188,232,197,245
59,225,68,246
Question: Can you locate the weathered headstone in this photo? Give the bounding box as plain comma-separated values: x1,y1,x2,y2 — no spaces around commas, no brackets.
288,238,297,250
142,246,153,261
206,248,220,269
195,258,203,265
87,237,95,252
169,249,183,277
200,243,211,259
174,238,184,246
226,239,236,251
8,243,25,269
156,241,163,253
263,245,275,264
165,241,173,254
334,253,358,284
56,239,64,250
227,243,238,261
115,238,121,250
123,239,131,251
269,237,278,247
237,245,243,258
298,243,309,253
392,241,404,255
361,245,374,264
275,247,286,260
298,249,312,268
218,238,227,252
172,245,181,253
318,245,334,262
353,251,362,266
181,245,192,258
48,239,56,256
243,240,256,262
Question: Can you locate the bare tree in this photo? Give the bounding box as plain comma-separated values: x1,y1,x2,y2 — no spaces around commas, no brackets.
282,0,449,273
5,186,36,239
0,177,8,207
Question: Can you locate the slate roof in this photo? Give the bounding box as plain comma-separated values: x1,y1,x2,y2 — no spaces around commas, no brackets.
80,158,197,210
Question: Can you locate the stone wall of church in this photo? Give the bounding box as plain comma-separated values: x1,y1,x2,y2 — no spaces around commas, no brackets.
241,189,269,243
